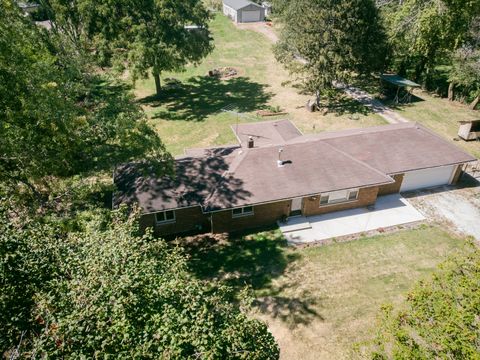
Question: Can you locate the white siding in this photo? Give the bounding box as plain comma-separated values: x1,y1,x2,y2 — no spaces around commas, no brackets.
223,4,237,22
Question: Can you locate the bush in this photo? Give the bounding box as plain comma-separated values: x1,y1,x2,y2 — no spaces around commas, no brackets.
366,241,480,359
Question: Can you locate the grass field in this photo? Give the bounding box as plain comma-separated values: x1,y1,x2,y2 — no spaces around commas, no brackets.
386,90,480,159
135,14,385,155
179,226,470,359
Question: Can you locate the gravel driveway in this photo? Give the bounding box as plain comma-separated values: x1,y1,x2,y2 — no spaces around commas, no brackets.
405,183,480,241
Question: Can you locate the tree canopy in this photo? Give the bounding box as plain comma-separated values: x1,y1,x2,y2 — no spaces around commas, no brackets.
273,0,387,105
0,204,279,359
366,242,480,358
42,0,214,95
380,0,480,107
0,1,171,204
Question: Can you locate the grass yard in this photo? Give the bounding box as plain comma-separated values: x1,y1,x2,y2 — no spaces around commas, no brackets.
385,90,480,159
178,225,471,359
135,14,386,155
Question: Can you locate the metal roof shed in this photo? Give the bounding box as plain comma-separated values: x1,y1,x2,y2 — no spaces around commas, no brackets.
381,74,421,104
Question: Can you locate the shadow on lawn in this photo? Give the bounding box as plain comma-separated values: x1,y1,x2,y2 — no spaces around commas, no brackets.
325,95,373,116
177,229,322,327
138,76,272,122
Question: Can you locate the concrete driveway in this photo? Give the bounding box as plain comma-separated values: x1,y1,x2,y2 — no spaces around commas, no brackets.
279,194,425,244
405,185,480,241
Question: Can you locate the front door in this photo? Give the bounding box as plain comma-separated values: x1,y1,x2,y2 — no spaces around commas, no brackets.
290,197,303,217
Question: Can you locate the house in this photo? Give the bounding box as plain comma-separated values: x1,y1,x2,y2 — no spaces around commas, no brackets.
223,0,265,23
113,120,476,237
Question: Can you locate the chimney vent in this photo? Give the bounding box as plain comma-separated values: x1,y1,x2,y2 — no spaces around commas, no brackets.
248,136,254,148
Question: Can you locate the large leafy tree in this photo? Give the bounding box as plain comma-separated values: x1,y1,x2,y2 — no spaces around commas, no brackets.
42,0,214,96
449,17,480,109
273,0,387,106
366,243,480,358
0,205,279,359
0,1,171,203
383,0,480,85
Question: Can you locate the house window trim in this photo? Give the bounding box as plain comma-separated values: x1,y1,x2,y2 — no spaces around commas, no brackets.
155,210,176,225
319,189,359,207
232,206,254,218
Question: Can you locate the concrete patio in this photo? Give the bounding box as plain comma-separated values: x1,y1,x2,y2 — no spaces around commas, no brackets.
279,194,425,244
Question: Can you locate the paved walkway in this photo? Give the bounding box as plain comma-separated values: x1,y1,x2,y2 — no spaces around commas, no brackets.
333,82,411,124
278,194,425,244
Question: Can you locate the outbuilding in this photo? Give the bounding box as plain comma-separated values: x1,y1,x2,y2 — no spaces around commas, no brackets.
223,0,265,23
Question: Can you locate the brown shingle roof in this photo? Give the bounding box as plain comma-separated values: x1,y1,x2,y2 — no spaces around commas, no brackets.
232,119,302,148
204,141,393,210
290,122,475,174
113,122,476,213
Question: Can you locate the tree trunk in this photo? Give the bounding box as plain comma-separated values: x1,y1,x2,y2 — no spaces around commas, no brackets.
448,82,455,101
470,94,480,110
315,90,321,110
153,72,161,96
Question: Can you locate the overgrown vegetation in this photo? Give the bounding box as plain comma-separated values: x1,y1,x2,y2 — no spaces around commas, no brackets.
0,205,279,358
366,241,480,358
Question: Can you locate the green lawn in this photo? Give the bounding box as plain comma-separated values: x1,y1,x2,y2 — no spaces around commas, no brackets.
135,14,385,156
178,226,471,359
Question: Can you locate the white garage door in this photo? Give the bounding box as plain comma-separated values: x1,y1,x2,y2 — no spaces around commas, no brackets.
400,166,456,192
241,10,261,22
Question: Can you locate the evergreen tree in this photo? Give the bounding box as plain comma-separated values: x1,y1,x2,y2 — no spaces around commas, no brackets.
274,0,387,106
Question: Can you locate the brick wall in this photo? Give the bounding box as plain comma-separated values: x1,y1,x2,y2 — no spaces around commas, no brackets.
140,206,210,237
378,174,404,195
302,186,379,216
211,200,291,233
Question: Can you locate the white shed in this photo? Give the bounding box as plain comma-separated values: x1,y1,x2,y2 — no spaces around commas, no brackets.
223,0,265,23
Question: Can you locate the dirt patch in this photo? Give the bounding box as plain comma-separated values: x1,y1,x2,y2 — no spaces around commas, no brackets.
207,66,240,80
235,22,279,43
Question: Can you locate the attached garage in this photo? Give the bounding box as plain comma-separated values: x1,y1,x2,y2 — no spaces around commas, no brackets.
223,0,265,23
400,165,457,192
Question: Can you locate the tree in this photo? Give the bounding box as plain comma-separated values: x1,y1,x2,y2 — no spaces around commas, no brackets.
366,242,480,359
0,1,172,203
449,17,480,109
383,0,480,85
0,205,280,359
42,0,214,96
273,0,387,106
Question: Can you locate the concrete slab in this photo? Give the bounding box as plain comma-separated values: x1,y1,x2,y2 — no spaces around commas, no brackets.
279,194,425,244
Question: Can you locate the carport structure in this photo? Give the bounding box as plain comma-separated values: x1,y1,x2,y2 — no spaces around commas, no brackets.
381,74,421,104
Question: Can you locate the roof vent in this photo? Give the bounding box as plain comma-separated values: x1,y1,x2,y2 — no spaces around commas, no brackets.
248,136,254,149
277,148,284,167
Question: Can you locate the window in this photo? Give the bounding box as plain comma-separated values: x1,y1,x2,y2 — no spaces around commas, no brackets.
319,189,359,206
232,206,254,218
155,210,175,224
348,190,359,200
320,195,329,205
